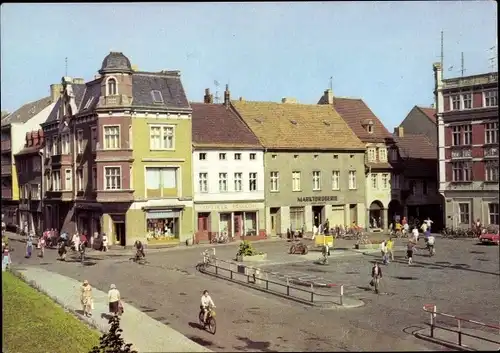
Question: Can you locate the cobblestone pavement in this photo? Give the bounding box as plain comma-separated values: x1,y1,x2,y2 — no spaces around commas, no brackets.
7,235,498,351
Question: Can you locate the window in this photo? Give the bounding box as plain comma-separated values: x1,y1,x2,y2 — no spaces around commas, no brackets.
107,78,117,96
367,125,373,134
145,167,177,196
31,184,40,199
382,173,389,189
452,126,461,146
462,93,472,109
452,161,472,182
199,153,206,160
32,157,41,172
378,148,387,162
92,167,97,190
485,161,499,182
458,203,470,225
249,172,257,191
61,134,70,154
46,137,52,156
489,203,499,225
422,180,428,195
150,125,174,150
332,170,340,190
219,153,226,160
367,148,376,162
451,95,460,110
63,169,72,191
371,174,378,189
485,122,498,144
270,171,279,192
52,171,61,191
104,167,121,190
249,153,256,160
290,207,305,231
77,130,84,153
219,173,227,192
348,170,357,190
292,171,301,191
484,90,498,107
77,169,83,191
234,153,241,160
52,137,59,155
234,172,242,191
312,171,321,191
199,173,208,193
151,90,164,103
104,126,120,149
389,148,398,162
463,125,472,145
91,127,97,151
409,180,417,195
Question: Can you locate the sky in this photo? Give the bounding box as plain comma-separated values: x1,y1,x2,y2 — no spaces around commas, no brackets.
1,2,497,129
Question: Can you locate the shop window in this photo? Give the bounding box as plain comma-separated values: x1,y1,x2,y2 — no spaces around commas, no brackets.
219,213,231,234
147,217,179,240
244,212,257,236
290,207,304,232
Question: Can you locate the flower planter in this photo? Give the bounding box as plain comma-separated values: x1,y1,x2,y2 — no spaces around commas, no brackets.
237,253,267,262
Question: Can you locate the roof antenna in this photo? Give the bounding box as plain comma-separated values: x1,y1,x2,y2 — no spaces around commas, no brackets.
488,45,497,71
214,80,220,104
461,52,466,77
329,76,333,91
65,57,68,77
440,30,444,79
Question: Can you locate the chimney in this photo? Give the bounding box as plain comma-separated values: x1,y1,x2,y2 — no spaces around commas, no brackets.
324,89,333,104
32,130,39,146
26,132,32,147
394,126,404,138
224,84,230,107
239,97,243,101
73,78,85,84
50,84,63,102
204,88,213,104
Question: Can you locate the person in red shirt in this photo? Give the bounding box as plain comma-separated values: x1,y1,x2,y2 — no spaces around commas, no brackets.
402,217,407,226
80,233,88,248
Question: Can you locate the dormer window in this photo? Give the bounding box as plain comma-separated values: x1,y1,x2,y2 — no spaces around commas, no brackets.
151,90,164,104
362,119,374,133
107,78,117,96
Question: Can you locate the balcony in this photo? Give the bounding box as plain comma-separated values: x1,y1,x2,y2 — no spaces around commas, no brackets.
45,190,74,201
96,189,134,203
1,164,11,175
484,146,499,159
451,148,472,160
1,140,11,151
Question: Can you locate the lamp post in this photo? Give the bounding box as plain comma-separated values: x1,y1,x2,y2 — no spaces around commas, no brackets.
38,150,44,234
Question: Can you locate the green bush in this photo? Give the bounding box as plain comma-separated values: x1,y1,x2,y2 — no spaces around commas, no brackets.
89,315,137,353
237,240,256,256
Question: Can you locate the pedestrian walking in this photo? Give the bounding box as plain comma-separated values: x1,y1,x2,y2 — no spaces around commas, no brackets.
386,238,394,262
407,241,415,265
411,226,419,243
380,240,388,265
370,262,383,294
38,235,46,258
102,233,108,252
25,234,34,258
2,245,12,271
72,232,80,252
108,284,122,316
80,280,93,317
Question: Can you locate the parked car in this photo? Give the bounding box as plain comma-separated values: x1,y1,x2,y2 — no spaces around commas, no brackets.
479,226,500,245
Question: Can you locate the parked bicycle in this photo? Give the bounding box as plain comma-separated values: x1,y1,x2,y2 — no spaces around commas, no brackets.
211,231,229,244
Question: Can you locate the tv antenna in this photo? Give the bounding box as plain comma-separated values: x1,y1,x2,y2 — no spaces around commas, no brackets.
329,76,333,91
488,45,497,71
214,80,220,104
461,52,466,77
65,57,68,77
440,30,444,78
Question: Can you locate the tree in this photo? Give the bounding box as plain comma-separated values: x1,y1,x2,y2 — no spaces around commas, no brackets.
89,316,137,353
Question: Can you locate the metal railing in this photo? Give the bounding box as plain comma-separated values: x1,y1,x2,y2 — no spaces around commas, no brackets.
199,248,345,306
423,304,500,347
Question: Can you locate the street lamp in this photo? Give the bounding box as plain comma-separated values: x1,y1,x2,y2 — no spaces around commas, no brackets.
38,149,44,234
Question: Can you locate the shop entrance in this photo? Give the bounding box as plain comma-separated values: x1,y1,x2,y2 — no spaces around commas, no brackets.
312,206,324,228
270,207,280,237
114,222,126,246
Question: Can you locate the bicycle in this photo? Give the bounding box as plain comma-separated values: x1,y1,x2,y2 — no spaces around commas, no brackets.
198,306,216,334
211,232,229,244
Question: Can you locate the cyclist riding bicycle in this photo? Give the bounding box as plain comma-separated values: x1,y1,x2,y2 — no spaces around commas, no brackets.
427,234,435,255
200,290,216,325
134,240,145,260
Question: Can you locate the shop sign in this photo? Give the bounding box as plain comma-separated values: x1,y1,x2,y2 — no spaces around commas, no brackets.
195,203,262,212
297,196,338,203
146,211,180,219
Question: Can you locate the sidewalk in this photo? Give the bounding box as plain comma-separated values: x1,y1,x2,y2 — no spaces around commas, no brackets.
13,267,211,353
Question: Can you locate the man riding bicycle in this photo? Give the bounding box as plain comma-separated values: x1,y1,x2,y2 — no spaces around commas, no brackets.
200,290,216,325
134,240,145,261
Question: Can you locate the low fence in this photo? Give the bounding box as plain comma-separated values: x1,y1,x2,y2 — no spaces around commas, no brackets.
199,248,346,306
423,304,500,348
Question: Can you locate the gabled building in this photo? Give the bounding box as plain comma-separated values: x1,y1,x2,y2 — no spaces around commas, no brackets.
41,52,194,246
433,63,498,227
232,97,366,237
392,126,443,229
318,89,396,230
399,105,437,145
1,90,60,230
13,130,45,234
191,87,265,243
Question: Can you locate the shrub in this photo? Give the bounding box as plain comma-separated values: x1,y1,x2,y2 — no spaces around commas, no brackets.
237,240,257,256
89,315,137,353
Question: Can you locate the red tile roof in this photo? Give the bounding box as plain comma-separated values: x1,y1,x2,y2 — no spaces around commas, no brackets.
191,103,261,148
416,106,436,124
332,98,393,142
394,133,436,160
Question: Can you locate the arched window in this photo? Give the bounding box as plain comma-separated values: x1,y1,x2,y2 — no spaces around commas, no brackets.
107,78,117,96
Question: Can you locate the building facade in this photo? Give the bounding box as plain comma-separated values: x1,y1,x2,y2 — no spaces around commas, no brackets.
319,90,396,230
192,88,265,242
434,63,499,227
13,130,45,234
41,52,194,246
400,105,438,146
1,92,58,230
232,99,366,237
